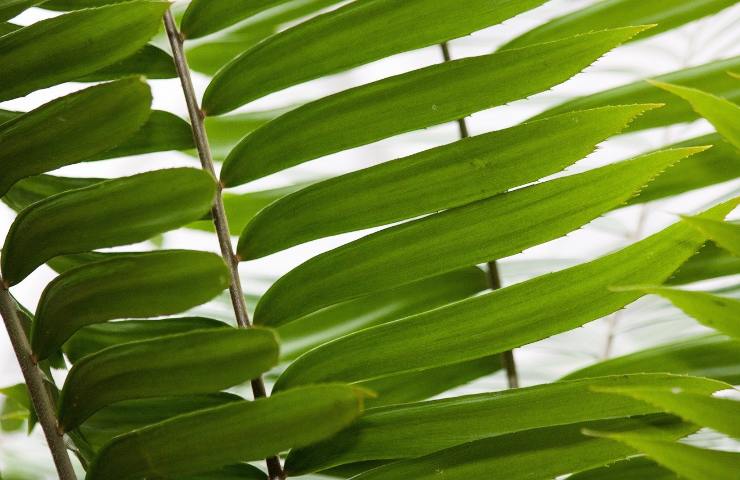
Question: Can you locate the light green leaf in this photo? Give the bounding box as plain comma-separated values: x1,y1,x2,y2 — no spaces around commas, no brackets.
652,81,740,148
278,267,488,361
77,45,176,82
2,175,102,213
562,334,740,384
42,0,135,8
274,198,738,389
2,168,216,285
533,56,740,132
58,328,279,431
182,0,293,39
668,242,740,284
202,0,549,114
256,147,705,327
285,374,724,473
204,108,290,162
0,384,30,432
87,384,368,480
681,216,740,256
594,386,740,438
584,430,740,480
240,104,659,259
220,26,649,185
64,317,229,364
350,415,696,480
31,250,230,360
501,0,735,50
0,78,151,197
569,457,679,480
0,1,169,100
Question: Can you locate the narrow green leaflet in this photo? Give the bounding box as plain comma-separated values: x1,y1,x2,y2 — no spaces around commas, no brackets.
203,0,549,113
0,78,151,197
96,110,195,160
681,216,740,256
64,317,229,364
256,147,704,327
31,250,230,360
562,334,740,384
2,168,216,285
46,252,140,276
350,415,695,480
653,81,740,148
87,385,368,480
182,0,292,39
2,175,102,213
284,374,724,473
58,328,279,431
220,26,648,185
501,0,735,50
668,242,740,284
78,45,176,82
0,1,169,101
240,105,658,259
275,198,737,389
569,457,679,480
619,286,740,339
628,134,740,205
584,430,740,480
278,267,488,360
177,464,267,480
594,386,740,438
533,56,740,132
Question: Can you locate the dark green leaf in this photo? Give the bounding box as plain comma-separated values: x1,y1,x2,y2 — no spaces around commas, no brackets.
219,26,649,185
182,0,293,39
0,1,169,100
240,104,658,259
176,464,267,480
203,0,549,113
46,252,141,276
0,78,151,197
2,174,102,213
31,250,230,360
87,384,368,480
256,147,705,327
0,0,43,21
668,242,740,284
681,216,740,256
77,45,176,82
2,168,216,284
569,457,679,480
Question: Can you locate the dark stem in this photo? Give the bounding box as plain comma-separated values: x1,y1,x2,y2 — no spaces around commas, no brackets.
440,42,519,390
0,282,78,480
163,11,286,480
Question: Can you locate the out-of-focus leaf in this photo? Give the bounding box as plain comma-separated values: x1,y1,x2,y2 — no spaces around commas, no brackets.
220,27,648,185
274,199,737,390
278,267,488,361
681,216,740,256
240,105,658,259
668,242,740,284
58,328,279,431
182,0,294,39
501,0,735,50
285,374,724,473
0,384,30,432
2,168,216,284
87,385,368,480
65,317,229,364
203,0,550,114
0,0,43,21
628,134,740,205
95,110,195,160
257,148,704,327
533,56,740,132
31,250,230,360
0,78,151,197
594,386,740,438
77,45,176,82
562,334,740,383
0,1,169,100
584,430,740,480
204,108,289,162
569,457,679,480
350,415,696,480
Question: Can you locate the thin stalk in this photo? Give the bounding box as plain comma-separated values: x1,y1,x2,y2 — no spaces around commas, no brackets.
0,281,77,480
163,11,285,480
440,42,519,389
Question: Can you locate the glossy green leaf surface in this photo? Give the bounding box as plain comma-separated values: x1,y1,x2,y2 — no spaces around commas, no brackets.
87,385,368,479
257,147,703,327
569,457,678,480
182,0,291,39
31,250,230,360
203,0,549,114
285,374,724,473
275,198,737,389
2,168,216,284
78,45,176,82
58,328,279,431
65,317,229,364
562,334,740,384
240,104,658,259
668,242,740,284
681,216,740,256
0,1,169,100
220,26,648,185
351,415,695,480
0,79,151,197
501,0,735,50
585,430,740,480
